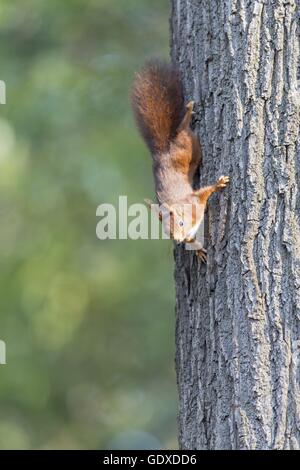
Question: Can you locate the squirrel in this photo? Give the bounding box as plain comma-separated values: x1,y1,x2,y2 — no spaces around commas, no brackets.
131,59,229,262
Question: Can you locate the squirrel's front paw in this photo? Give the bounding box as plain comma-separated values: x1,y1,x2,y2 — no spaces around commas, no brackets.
216,175,230,190
196,248,207,263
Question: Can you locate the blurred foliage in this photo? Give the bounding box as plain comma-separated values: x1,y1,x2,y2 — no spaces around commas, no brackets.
0,0,177,449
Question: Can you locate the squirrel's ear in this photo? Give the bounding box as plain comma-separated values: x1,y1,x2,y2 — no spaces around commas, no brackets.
144,198,154,208
144,199,162,221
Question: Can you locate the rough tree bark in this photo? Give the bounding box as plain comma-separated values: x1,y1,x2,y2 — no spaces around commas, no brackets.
171,0,300,450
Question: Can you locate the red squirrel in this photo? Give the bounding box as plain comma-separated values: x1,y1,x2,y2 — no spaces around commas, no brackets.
131,60,229,262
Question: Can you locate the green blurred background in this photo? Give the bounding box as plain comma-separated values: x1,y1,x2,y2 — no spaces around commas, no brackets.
0,0,177,449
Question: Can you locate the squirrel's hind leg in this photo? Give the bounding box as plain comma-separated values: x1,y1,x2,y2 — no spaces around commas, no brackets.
177,101,202,184
177,101,194,132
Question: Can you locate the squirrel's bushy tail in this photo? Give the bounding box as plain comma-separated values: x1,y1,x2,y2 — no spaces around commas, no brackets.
131,60,184,154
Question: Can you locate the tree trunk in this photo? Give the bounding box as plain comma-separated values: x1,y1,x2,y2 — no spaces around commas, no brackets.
171,0,300,450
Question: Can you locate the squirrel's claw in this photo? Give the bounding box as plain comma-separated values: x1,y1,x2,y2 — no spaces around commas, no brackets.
196,248,207,263
186,101,195,114
216,175,230,189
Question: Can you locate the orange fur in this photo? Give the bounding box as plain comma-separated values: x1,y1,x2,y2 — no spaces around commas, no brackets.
131,60,229,261
131,60,184,154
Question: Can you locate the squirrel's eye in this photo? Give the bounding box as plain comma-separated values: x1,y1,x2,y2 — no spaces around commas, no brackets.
179,220,184,227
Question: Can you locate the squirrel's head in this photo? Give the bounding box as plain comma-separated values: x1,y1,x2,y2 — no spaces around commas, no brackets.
145,199,203,243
